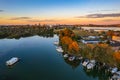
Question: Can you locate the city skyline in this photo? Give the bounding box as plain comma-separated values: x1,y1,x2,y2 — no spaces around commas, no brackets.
0,0,120,25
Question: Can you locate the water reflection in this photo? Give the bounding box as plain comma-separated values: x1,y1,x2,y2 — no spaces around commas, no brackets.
83,67,110,80
63,58,81,69
60,53,111,80
0,35,112,80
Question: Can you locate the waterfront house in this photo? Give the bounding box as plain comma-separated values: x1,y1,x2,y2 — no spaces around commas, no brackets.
112,36,120,42
110,41,120,51
81,36,101,44
81,36,100,40
81,39,101,44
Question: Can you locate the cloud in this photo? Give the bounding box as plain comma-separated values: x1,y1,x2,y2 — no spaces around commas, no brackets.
10,17,62,23
27,19,61,22
10,17,31,20
0,10,4,12
76,13,120,18
100,9,117,12
88,9,118,13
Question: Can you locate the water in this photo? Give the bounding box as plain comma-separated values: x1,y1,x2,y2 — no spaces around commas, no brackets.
82,27,120,31
0,35,109,80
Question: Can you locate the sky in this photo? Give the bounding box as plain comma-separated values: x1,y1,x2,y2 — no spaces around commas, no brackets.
0,0,120,25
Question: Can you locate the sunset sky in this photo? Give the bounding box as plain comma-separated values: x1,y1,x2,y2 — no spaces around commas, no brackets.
0,0,120,25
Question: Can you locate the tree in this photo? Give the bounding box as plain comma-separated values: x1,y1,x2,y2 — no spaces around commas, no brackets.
114,51,120,63
59,28,80,54
92,43,115,66
68,41,79,53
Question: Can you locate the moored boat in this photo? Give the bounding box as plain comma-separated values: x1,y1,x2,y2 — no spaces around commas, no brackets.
86,60,96,69
82,59,89,67
111,71,120,80
6,57,19,66
54,41,59,45
56,46,64,53
68,56,75,61
63,54,69,58
111,67,118,74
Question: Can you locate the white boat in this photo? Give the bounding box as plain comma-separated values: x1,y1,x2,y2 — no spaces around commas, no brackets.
54,41,59,45
111,71,120,80
56,47,64,53
63,54,68,58
78,56,83,60
68,56,75,61
86,60,96,69
111,67,118,74
82,59,89,67
6,57,19,66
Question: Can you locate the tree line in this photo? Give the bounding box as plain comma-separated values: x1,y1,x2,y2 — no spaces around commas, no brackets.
0,25,54,39
59,28,120,68
59,28,80,55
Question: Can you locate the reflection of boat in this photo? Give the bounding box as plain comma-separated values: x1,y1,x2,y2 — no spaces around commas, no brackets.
82,59,89,67
54,41,59,45
68,56,75,61
111,71,120,80
6,57,19,66
63,54,68,58
111,67,118,74
87,60,96,70
56,47,64,53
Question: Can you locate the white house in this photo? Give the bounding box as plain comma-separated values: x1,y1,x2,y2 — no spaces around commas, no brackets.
81,40,101,44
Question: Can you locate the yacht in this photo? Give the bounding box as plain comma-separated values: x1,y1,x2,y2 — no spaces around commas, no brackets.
6,57,19,66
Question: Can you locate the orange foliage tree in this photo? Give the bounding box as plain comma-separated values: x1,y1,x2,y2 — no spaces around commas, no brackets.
114,51,120,63
59,28,80,54
68,41,79,53
59,28,75,39
61,36,73,45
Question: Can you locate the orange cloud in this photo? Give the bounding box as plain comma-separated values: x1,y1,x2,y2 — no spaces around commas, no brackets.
0,16,120,25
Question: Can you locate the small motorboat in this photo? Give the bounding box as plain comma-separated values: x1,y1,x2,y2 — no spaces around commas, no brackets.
111,71,120,80
86,60,96,70
6,57,19,66
68,56,75,61
111,67,118,74
54,41,59,45
63,54,68,58
76,56,83,60
82,59,89,67
56,47,64,53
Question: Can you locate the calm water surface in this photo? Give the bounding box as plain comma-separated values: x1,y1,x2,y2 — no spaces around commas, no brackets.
82,27,120,31
0,35,109,80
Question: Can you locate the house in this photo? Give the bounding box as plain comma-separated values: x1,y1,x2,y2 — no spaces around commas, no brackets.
110,41,120,51
112,36,120,42
81,39,101,44
81,36,101,44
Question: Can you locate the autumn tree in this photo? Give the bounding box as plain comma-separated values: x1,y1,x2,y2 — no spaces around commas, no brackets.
59,28,80,54
61,36,73,52
59,28,75,40
68,41,79,54
92,43,115,65
114,51,120,67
